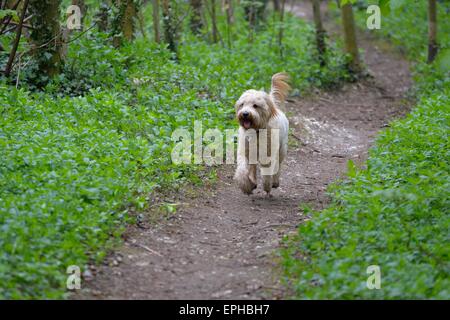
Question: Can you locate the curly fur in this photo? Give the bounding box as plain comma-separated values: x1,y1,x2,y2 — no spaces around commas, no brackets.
234,72,291,195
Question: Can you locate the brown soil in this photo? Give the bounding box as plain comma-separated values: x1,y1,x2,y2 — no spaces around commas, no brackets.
73,1,412,299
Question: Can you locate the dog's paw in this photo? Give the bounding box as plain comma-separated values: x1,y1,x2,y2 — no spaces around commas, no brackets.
262,176,272,194
234,167,257,195
241,179,257,195
235,175,257,195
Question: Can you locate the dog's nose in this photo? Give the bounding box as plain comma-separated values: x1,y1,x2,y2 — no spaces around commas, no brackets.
242,111,249,118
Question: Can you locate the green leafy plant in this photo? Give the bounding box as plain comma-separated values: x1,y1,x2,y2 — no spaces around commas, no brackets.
0,5,351,299
282,0,450,299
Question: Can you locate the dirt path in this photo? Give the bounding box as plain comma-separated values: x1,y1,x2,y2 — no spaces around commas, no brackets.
74,1,412,299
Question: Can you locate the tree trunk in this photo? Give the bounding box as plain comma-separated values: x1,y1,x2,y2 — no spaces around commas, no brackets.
224,0,233,47
189,0,203,35
210,0,218,43
162,0,177,56
137,10,147,38
122,0,136,41
97,1,109,32
112,0,136,47
427,0,438,63
273,0,280,12
311,0,326,66
222,0,234,22
244,0,268,27
277,0,286,57
29,0,63,78
341,2,361,73
152,0,160,43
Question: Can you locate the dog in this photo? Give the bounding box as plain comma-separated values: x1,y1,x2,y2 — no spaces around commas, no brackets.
234,72,290,196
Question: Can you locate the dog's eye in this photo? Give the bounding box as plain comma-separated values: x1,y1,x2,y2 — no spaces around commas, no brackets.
253,104,258,108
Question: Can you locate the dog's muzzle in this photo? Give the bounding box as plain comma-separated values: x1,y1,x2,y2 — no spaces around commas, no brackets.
239,112,252,129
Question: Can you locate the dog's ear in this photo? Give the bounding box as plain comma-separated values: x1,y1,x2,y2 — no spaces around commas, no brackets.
265,95,278,118
235,100,243,113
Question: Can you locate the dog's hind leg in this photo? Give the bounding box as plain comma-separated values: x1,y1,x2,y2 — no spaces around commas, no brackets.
272,171,280,189
249,164,257,186
272,144,286,188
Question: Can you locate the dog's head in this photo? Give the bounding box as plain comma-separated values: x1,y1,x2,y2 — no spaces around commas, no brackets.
235,90,277,130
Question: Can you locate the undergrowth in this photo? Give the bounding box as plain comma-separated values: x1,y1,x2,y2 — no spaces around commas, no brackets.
0,5,350,298
282,0,450,299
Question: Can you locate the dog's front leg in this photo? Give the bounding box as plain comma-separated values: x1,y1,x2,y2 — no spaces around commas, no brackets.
235,158,257,194
272,145,286,188
261,173,273,195
234,128,257,194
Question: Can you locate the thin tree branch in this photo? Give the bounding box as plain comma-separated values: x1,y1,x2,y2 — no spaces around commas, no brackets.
0,0,21,34
1,14,32,35
4,0,29,77
203,0,224,46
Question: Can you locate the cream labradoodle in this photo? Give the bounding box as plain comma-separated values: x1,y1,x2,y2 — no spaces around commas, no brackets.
234,73,291,195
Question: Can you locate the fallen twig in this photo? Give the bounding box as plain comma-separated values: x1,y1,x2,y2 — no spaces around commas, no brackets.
260,223,296,230
290,132,303,141
134,243,163,257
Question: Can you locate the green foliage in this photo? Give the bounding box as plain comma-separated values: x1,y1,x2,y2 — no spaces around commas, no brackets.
339,0,358,5
180,13,351,95
283,0,450,299
27,0,63,83
0,4,350,299
0,88,132,298
0,9,19,21
354,1,450,60
353,0,450,93
282,89,450,299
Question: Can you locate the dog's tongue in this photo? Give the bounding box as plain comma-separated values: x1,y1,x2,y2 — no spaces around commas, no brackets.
243,120,251,129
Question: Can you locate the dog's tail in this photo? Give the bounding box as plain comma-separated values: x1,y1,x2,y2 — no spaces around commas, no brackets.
270,72,291,111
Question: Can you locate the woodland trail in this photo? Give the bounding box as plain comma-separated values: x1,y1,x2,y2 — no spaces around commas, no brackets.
74,1,412,299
